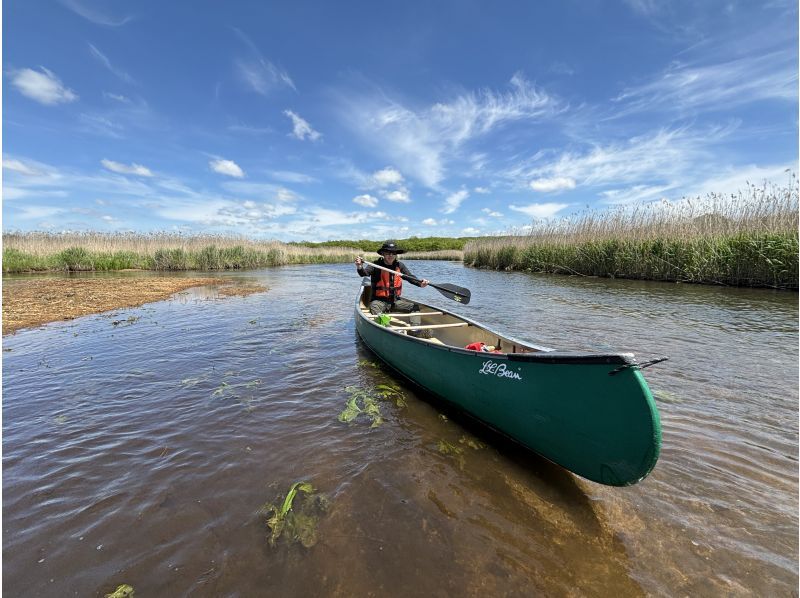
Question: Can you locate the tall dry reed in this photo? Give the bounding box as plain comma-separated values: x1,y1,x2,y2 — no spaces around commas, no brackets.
465,178,799,289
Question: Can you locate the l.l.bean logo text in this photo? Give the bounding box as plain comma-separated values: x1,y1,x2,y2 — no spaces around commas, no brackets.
478,360,522,381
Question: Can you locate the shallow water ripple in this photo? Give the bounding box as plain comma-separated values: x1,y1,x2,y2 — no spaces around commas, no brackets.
3,264,797,596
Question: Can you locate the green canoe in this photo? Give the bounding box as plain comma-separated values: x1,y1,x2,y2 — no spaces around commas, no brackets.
355,285,662,486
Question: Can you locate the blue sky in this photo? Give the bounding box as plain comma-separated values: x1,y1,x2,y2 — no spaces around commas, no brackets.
3,0,798,241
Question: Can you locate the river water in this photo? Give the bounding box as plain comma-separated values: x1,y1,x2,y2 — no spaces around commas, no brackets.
2,262,797,596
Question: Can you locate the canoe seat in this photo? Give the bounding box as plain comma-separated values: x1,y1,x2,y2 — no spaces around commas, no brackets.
421,336,446,345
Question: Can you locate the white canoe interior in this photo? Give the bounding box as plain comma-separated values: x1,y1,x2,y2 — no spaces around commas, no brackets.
358,293,542,355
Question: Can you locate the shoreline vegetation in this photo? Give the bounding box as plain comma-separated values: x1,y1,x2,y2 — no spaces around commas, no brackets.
465,179,797,290
3,179,797,289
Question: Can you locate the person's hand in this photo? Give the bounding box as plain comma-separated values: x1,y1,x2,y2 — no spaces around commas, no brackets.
355,257,363,267
420,279,429,287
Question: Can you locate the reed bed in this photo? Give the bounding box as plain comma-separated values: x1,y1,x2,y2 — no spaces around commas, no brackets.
2,232,358,273
464,179,799,289
404,250,464,261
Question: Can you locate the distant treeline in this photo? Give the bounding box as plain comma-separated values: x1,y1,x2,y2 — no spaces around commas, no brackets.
289,236,474,253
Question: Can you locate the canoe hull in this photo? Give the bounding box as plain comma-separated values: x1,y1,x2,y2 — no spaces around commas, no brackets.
355,289,661,486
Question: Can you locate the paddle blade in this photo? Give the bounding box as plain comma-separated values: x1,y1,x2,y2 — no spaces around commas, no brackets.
431,282,471,305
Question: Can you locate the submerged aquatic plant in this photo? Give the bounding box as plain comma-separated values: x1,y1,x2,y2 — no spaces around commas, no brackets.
260,481,329,548
338,383,406,427
459,435,487,450
438,439,466,470
105,584,134,598
357,359,381,369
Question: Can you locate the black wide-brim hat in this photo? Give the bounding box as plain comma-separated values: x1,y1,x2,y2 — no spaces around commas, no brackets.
377,240,405,254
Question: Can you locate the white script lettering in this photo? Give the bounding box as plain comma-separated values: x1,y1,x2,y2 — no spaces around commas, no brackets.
478,360,522,381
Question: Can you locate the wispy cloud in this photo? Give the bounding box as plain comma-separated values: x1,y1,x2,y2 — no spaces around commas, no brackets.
442,189,469,214
88,43,135,84
267,170,317,184
509,202,569,218
284,110,321,141
101,159,152,177
58,0,132,26
508,125,728,190
3,158,43,176
481,207,503,217
612,52,797,117
221,181,300,202
529,176,576,192
232,27,295,95
338,73,563,188
353,194,378,207
9,67,78,105
210,158,245,178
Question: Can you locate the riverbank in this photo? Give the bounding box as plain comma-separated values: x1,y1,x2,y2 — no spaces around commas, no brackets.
2,277,266,334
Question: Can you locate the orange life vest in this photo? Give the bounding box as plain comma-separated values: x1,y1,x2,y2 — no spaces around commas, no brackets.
373,264,403,300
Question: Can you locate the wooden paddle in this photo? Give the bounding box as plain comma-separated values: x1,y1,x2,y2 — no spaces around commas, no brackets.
357,257,471,305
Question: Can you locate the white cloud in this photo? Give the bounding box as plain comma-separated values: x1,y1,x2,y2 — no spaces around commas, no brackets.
353,194,378,207
509,202,569,218
385,187,411,203
462,227,480,235
474,186,490,194
442,189,469,214
210,159,245,178
422,218,438,225
372,167,404,187
481,208,503,217
9,67,78,105
284,110,321,141
101,159,153,177
529,176,576,192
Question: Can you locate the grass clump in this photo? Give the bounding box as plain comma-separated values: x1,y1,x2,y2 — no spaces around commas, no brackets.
260,482,329,548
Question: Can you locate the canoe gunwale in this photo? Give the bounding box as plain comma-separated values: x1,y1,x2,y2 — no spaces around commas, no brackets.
355,286,636,366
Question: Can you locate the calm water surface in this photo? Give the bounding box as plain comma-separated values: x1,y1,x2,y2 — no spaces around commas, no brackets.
3,263,798,596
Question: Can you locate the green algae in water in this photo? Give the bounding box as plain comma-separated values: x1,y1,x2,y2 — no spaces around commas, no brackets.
459,435,487,450
260,482,329,548
105,584,134,598
438,439,466,470
338,396,362,423
357,359,381,369
338,384,404,427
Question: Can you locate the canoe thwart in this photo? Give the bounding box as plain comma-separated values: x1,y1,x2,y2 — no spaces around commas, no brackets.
390,322,469,331
368,312,443,318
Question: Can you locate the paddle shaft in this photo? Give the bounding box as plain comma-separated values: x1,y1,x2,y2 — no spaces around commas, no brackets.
357,257,470,300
